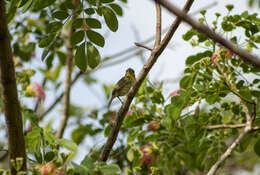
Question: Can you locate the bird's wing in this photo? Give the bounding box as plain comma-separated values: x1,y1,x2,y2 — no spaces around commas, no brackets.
112,77,125,95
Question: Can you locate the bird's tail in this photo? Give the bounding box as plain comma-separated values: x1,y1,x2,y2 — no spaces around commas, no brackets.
107,97,114,108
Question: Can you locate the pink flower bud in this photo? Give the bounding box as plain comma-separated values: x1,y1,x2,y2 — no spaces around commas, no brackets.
225,49,233,58
141,144,153,166
26,82,45,100
170,88,184,97
211,53,218,65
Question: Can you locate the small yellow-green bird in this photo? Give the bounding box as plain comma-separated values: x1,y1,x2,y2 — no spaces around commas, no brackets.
108,68,136,108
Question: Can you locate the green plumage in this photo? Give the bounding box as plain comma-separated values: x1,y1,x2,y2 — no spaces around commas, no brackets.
108,68,135,108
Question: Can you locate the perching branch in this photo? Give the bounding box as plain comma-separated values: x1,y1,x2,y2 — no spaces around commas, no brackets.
205,124,245,129
98,0,195,162
0,0,27,174
56,0,80,139
153,0,260,67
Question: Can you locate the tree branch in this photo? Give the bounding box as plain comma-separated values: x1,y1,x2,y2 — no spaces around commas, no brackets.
98,0,195,162
205,124,245,129
206,69,253,175
207,127,251,175
0,0,27,173
134,42,153,51
252,126,260,131
56,0,80,139
153,0,260,67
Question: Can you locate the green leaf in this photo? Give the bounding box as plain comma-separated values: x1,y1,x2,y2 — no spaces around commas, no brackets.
75,43,87,72
186,50,212,65
7,0,23,23
46,53,54,69
22,0,33,13
100,164,120,175
166,90,190,121
41,39,56,61
32,0,55,11
81,155,95,170
25,127,42,152
72,18,83,29
87,42,101,69
221,21,235,32
182,29,196,41
127,149,134,162
109,4,123,16
52,10,69,20
72,126,87,145
239,87,252,102
254,139,260,157
86,0,96,6
85,8,95,15
102,6,118,32
225,4,234,11
180,74,195,89
44,151,55,162
104,124,111,137
238,134,253,152
85,18,102,28
252,90,260,97
70,31,85,45
57,51,66,65
72,162,91,175
39,35,55,48
205,94,220,104
23,108,38,127
86,30,105,47
58,139,78,153
46,22,63,33
101,0,114,3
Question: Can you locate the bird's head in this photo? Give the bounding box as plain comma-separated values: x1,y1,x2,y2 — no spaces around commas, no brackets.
125,68,135,79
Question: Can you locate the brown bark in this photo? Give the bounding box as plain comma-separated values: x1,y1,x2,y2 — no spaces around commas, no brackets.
98,0,195,162
0,0,27,174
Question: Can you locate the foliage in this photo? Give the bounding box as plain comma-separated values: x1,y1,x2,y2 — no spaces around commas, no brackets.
0,1,260,175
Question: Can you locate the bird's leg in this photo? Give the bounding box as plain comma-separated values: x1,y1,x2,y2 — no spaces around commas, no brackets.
117,97,123,104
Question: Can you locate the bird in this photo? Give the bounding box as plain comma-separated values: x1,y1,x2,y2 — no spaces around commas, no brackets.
108,68,136,108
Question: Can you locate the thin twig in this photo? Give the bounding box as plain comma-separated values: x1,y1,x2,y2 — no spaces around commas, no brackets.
134,42,153,51
154,0,161,47
205,124,245,129
98,0,195,162
56,0,80,138
154,0,260,67
241,101,252,124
